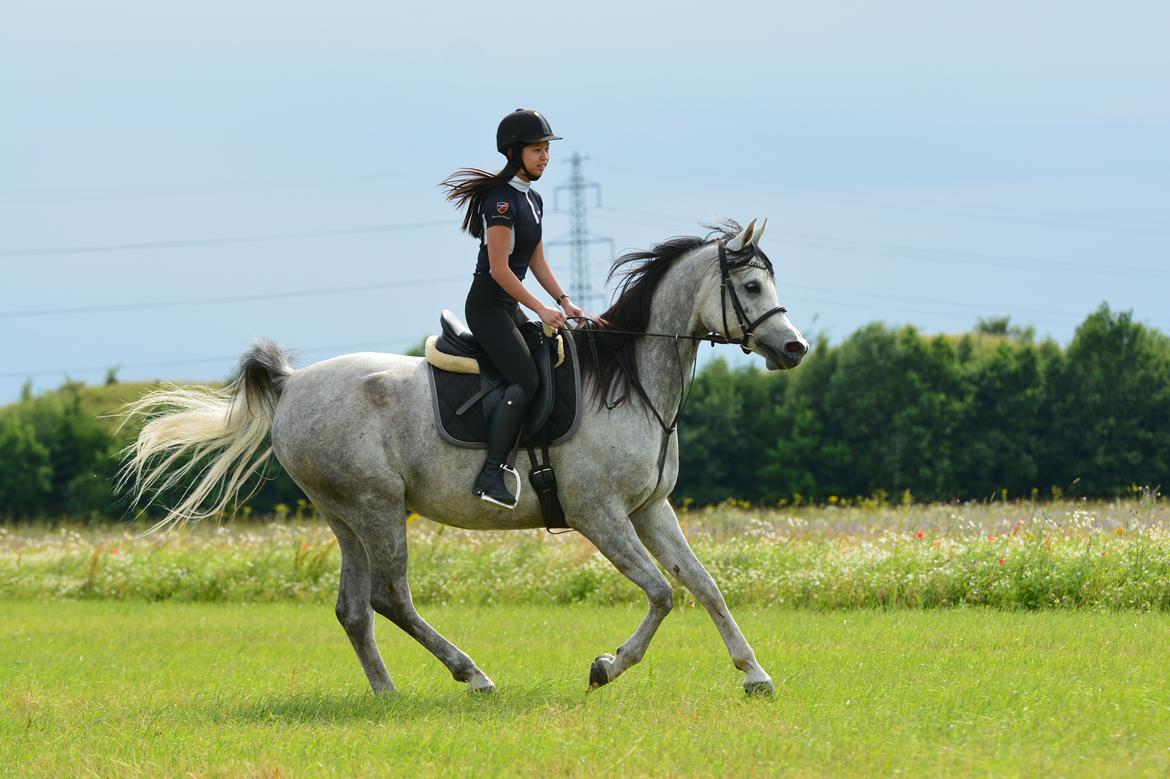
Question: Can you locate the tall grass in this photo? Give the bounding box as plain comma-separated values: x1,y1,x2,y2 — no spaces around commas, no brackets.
2,498,1168,609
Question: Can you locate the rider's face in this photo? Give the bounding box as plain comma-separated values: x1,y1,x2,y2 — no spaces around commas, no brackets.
517,143,550,180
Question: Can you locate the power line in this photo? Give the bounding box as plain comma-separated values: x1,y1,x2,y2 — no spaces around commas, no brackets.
4,272,1160,329
0,219,451,257
592,208,1170,280
0,338,422,381
792,192,1170,235
4,206,1163,327
4,253,1164,329
783,282,1170,326
793,293,1106,328
774,232,1170,280
0,275,469,319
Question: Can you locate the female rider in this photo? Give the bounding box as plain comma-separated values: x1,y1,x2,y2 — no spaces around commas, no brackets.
441,109,586,508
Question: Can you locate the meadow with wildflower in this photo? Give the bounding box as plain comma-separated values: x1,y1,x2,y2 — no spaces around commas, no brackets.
3,498,1168,610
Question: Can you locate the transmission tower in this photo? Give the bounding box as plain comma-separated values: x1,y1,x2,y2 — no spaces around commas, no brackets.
548,153,613,309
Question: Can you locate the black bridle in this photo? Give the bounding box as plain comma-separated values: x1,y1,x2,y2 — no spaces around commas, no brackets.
716,242,789,355
567,239,790,509
570,241,788,352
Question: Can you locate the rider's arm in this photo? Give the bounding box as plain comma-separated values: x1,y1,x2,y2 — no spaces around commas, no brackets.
485,226,548,314
527,242,569,304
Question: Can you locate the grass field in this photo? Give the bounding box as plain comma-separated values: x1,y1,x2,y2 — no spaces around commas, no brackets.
2,600,1169,777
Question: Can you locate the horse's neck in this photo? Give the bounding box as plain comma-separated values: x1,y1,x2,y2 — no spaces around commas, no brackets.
630,255,703,429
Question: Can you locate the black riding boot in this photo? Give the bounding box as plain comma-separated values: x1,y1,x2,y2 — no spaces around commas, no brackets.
473,384,529,508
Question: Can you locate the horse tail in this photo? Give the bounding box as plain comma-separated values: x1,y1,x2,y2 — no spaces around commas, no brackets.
117,338,293,534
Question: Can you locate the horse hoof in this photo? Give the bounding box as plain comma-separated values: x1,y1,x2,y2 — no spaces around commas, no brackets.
469,673,496,694
589,653,615,688
744,679,775,698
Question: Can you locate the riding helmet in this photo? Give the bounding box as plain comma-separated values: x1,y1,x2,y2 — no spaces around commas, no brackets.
496,109,562,155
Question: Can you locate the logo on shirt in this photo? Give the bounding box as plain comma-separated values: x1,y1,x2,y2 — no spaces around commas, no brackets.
496,202,509,215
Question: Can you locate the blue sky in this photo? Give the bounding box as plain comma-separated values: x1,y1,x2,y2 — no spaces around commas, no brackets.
2,1,1167,402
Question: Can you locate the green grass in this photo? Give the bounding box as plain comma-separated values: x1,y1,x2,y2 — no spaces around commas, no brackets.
2,601,1168,777
5,499,1170,609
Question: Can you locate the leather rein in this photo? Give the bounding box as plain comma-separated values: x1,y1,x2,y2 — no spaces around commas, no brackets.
570,243,787,355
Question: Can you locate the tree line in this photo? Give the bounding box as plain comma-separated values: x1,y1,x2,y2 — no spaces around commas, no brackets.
0,304,1166,521
676,305,1169,505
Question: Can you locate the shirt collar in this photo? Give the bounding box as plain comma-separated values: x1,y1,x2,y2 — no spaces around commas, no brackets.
508,176,532,193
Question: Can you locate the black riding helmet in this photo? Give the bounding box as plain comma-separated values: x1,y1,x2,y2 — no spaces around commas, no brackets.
496,109,561,180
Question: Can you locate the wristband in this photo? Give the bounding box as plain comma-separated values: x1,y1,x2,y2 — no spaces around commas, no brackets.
556,294,570,305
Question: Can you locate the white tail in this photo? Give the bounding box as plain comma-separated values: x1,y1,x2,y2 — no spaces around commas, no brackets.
117,339,292,535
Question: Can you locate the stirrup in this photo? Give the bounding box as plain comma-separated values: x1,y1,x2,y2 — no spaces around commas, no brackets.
477,464,522,509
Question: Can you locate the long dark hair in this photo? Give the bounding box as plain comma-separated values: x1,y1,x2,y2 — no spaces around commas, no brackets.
439,159,520,239
573,221,747,411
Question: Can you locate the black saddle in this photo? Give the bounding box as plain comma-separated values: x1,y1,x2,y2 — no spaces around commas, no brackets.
426,310,580,450
430,310,568,435
434,310,481,359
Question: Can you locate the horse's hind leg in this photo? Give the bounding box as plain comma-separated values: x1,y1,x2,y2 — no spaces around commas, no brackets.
355,497,496,693
571,506,675,688
631,499,774,696
323,514,395,693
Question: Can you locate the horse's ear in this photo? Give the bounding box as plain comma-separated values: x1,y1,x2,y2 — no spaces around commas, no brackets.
727,218,757,251
750,218,768,246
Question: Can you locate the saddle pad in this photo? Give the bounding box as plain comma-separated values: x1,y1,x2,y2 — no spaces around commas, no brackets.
427,332,581,449
424,334,565,375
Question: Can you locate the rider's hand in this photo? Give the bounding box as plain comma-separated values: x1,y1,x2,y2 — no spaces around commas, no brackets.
538,305,567,329
561,300,608,327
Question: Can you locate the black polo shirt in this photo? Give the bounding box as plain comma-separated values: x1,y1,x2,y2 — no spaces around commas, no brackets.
474,177,543,280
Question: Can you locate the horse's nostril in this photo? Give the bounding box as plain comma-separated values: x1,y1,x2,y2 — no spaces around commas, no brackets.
784,341,806,355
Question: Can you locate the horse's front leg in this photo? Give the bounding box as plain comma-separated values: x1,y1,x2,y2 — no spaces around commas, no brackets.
570,504,675,688
631,499,774,696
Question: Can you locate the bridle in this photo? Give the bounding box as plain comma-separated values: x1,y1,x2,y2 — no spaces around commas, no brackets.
716,242,788,354
571,241,788,351
567,239,791,507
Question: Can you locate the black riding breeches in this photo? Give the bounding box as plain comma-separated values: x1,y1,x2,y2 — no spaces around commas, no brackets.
464,274,539,402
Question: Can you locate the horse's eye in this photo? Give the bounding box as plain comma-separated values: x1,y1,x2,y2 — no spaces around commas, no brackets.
744,281,762,294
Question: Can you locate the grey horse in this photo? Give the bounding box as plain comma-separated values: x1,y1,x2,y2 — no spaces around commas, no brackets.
120,218,808,696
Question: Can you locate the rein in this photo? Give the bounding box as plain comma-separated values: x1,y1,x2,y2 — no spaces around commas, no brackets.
566,244,788,350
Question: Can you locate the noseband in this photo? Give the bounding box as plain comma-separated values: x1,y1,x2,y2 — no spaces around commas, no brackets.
717,243,788,355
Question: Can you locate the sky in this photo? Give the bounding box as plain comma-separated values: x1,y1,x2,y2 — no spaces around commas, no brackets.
2,1,1167,403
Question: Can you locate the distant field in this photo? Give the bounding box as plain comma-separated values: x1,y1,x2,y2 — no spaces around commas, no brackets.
2,601,1168,777
2,499,1169,610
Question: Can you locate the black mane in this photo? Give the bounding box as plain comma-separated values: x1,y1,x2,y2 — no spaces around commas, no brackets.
571,220,769,411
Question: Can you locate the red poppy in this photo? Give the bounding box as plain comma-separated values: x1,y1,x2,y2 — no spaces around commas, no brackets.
998,558,1006,565
916,531,924,539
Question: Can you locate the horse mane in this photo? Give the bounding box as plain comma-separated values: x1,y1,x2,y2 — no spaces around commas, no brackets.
572,219,754,411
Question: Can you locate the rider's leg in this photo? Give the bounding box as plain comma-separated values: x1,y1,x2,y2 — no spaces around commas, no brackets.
473,384,529,507
465,295,539,508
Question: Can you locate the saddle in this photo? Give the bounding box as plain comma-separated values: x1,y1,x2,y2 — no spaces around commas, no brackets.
424,310,581,529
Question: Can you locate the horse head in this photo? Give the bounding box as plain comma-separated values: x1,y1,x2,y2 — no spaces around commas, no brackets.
695,218,808,370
